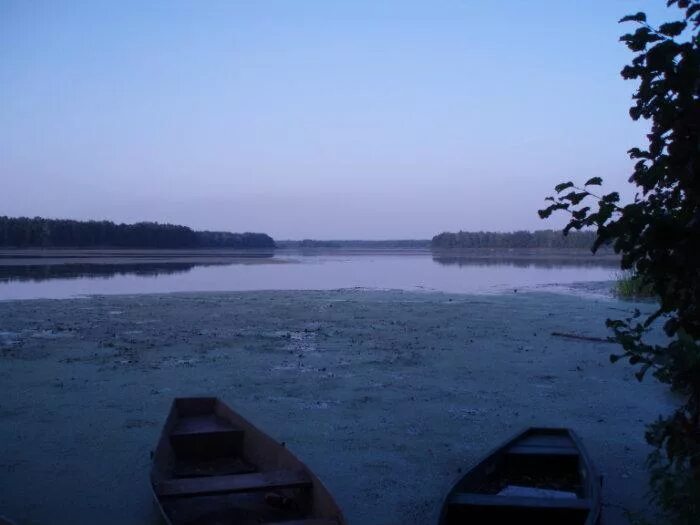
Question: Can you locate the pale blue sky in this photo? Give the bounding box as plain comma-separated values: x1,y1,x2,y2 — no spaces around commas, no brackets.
0,1,672,239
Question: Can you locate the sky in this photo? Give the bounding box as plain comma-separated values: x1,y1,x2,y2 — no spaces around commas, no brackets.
0,1,675,239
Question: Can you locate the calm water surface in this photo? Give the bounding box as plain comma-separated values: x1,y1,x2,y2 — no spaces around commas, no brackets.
0,250,618,300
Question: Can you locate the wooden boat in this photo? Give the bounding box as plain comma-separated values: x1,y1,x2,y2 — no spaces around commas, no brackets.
151,397,346,525
439,427,601,525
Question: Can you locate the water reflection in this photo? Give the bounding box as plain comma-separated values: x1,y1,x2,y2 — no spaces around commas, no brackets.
0,262,214,283
1,252,618,284
432,255,619,269
0,250,618,300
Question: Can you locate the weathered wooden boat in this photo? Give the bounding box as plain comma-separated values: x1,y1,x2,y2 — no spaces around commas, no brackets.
151,397,346,525
439,427,601,525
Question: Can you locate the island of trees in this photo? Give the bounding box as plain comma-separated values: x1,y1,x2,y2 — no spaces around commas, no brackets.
431,229,596,249
0,216,275,249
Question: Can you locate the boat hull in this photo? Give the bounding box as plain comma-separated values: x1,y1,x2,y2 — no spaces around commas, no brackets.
439,427,601,525
151,397,346,525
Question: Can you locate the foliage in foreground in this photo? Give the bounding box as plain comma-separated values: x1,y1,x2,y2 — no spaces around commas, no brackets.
539,2,700,523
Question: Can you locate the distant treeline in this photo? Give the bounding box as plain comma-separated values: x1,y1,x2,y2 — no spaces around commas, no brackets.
277,239,431,249
431,229,598,249
0,216,275,249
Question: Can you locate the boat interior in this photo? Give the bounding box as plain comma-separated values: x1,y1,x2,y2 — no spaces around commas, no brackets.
152,398,337,525
443,429,595,525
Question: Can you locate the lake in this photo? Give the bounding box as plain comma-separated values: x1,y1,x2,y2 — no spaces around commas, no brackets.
0,249,655,525
0,248,619,300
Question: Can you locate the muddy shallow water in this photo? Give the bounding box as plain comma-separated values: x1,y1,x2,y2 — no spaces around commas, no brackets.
0,289,671,525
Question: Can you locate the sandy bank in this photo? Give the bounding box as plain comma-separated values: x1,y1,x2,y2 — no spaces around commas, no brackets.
0,290,672,524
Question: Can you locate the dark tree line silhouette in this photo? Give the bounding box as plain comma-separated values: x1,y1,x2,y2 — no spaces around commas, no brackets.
0,216,275,249
431,229,597,249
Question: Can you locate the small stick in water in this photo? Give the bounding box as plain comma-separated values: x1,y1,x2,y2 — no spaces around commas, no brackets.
551,332,614,343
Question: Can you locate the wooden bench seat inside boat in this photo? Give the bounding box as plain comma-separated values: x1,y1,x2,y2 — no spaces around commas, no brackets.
506,433,579,456
449,492,591,510
507,445,579,456
156,469,312,498
173,456,257,478
447,492,591,525
171,414,241,437
262,520,340,525
169,414,244,460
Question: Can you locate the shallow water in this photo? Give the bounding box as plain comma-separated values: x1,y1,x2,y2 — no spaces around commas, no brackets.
0,249,618,300
0,290,667,525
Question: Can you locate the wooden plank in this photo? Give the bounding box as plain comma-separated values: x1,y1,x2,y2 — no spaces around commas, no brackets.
263,520,339,525
171,415,240,437
498,485,577,499
507,445,579,456
156,469,311,497
449,492,591,510
517,434,574,449
173,456,256,478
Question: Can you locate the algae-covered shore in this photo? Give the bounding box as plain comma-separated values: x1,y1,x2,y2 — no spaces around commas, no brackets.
0,290,673,525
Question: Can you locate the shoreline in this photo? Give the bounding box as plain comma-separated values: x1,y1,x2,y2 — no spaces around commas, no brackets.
0,280,618,303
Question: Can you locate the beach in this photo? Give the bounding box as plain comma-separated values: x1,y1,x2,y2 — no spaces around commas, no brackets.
0,289,672,524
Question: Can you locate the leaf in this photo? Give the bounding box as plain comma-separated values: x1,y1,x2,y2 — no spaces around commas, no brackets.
602,192,620,204
635,363,652,382
630,105,643,120
585,177,603,186
572,207,591,220
606,319,625,329
562,191,588,205
621,65,641,79
619,12,647,23
537,203,569,219
554,181,574,193
658,21,686,36
627,147,649,159
646,40,682,70
620,28,663,51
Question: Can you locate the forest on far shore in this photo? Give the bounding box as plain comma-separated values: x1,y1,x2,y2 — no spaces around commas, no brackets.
431,229,597,249
0,216,275,249
0,216,598,251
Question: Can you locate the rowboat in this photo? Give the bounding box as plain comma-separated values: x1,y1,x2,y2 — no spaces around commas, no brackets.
151,397,346,525
439,427,601,525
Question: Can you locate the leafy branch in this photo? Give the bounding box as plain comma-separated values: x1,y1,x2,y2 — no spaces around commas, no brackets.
539,1,700,522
